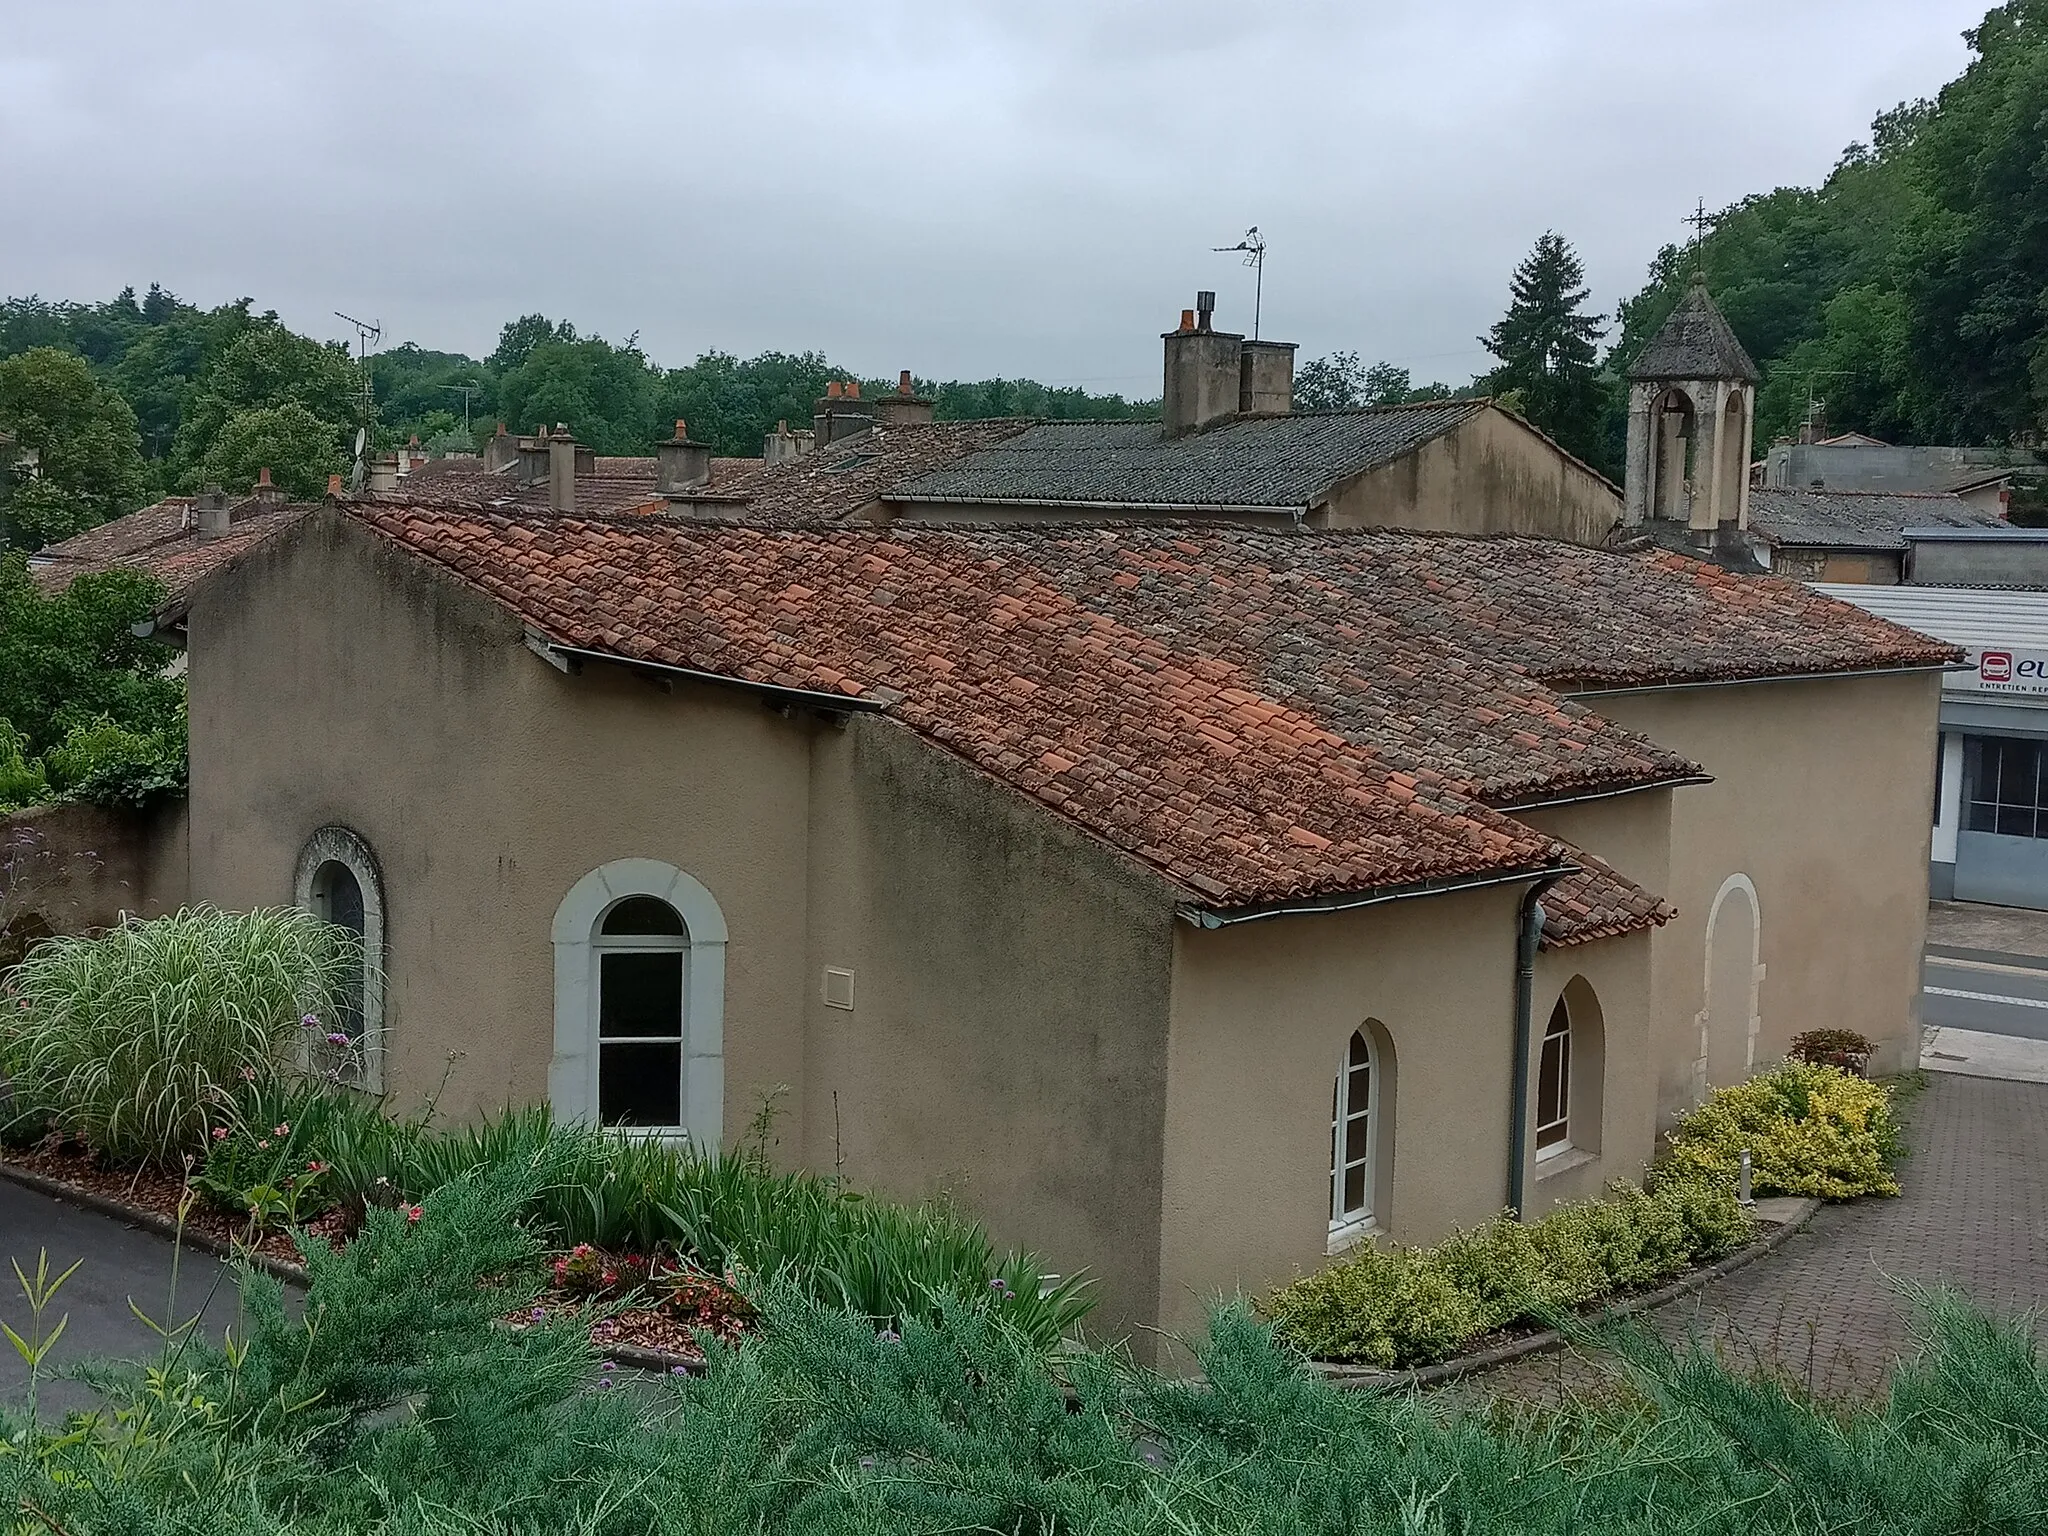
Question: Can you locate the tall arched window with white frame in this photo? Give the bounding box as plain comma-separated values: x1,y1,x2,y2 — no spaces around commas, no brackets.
1536,996,1572,1156
1329,1028,1378,1236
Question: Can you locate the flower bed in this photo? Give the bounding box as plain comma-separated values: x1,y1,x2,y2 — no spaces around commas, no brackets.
1265,1062,1908,1370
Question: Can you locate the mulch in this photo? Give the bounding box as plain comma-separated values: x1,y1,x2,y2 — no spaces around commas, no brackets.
4,1141,736,1365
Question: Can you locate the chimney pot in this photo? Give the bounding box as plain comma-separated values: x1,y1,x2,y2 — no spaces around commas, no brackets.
256,466,272,487
1196,290,1216,332
898,370,913,396
326,473,344,498
826,380,842,398
1179,308,1196,332
674,419,689,440
845,379,861,400
548,427,577,515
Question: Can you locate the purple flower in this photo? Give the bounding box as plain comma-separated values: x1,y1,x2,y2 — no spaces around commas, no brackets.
326,1032,349,1045
300,1015,319,1030
670,1364,690,1376
990,1277,1009,1294
530,1307,547,1322
600,1361,615,1374
597,1377,615,1390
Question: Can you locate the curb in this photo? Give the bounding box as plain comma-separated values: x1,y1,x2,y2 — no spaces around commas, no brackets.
1310,1197,1823,1391
0,1158,703,1377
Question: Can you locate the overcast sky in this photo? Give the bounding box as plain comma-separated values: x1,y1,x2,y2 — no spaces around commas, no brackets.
2,1,1989,395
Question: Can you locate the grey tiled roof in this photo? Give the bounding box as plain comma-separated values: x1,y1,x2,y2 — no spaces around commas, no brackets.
884,402,1486,509
1628,278,1761,383
1749,487,2006,550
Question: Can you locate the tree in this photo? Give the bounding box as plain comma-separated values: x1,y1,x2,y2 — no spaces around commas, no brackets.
487,313,577,375
1293,352,1458,412
0,554,181,755
0,348,148,550
195,403,343,500
495,334,656,453
172,322,364,484
1482,232,1607,464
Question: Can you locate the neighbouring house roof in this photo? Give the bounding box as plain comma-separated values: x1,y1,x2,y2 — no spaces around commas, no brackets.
1627,277,1761,384
28,495,313,602
345,507,1951,937
1748,487,2007,552
883,403,1489,511
1813,582,2048,654
670,419,1039,521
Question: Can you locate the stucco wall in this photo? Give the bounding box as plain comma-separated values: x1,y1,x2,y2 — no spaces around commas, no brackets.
1158,886,1528,1343
1581,670,1940,1115
801,719,1178,1343
1321,408,1622,544
1,799,188,963
185,511,819,1132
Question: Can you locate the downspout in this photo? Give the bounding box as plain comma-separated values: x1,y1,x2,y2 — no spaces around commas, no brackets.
1507,871,1570,1219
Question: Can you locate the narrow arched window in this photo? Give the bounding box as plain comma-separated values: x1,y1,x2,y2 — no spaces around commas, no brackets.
594,895,690,1127
1329,1029,1377,1231
1536,996,1572,1155
294,826,386,1093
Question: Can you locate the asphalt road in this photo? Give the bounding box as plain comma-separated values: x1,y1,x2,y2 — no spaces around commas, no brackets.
1924,948,2048,1041
0,1178,241,1417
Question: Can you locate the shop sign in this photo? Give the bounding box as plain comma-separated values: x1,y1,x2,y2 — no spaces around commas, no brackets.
1959,647,2048,695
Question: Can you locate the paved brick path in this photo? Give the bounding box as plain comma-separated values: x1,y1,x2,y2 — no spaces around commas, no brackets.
1476,1073,2048,1403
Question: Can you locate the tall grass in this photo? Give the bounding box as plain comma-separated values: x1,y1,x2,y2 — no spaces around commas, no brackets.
0,906,357,1163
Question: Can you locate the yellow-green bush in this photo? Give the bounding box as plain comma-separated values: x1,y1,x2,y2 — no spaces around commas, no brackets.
1663,1060,1902,1200
1264,1173,1753,1368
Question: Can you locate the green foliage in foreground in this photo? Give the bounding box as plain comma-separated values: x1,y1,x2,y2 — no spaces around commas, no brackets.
1265,1172,1754,1368
0,906,358,1163
1664,1059,1905,1200
4,1168,2046,1533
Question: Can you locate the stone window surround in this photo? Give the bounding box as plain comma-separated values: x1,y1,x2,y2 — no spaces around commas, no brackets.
550,858,726,1149
293,825,387,1095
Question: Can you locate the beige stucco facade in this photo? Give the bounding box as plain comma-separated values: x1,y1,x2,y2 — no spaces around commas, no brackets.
1553,671,1940,1118
1320,407,1623,543
168,508,1939,1355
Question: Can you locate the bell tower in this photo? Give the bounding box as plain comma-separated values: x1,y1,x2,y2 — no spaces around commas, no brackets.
1622,275,1761,543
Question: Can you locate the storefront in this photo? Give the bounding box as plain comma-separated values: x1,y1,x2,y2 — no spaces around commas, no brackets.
1816,584,2048,909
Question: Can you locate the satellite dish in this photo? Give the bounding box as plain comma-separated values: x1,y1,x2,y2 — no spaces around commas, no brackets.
348,427,368,492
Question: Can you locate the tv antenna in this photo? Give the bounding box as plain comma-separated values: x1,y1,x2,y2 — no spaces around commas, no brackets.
439,382,485,434
334,310,382,404
1212,226,1267,339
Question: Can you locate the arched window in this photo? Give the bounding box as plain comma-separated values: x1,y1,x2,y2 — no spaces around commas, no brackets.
551,859,727,1146
1536,997,1572,1156
294,826,386,1093
1329,1028,1379,1237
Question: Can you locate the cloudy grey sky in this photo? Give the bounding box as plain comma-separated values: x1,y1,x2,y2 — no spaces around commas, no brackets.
3,1,1989,394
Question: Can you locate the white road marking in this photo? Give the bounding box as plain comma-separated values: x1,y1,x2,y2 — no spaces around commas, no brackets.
1924,984,2048,1010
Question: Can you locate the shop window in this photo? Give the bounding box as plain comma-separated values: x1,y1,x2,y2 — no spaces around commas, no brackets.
1966,735,2048,839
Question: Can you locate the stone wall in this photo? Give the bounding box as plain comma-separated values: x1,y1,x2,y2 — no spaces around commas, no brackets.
0,799,189,962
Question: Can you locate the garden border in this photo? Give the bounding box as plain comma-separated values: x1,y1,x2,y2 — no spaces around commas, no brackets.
1310,1196,1822,1390
0,1157,705,1375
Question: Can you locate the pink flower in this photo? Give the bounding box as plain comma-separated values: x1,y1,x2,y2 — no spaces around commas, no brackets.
211,1126,229,1141
306,1160,326,1173
257,1140,270,1150
273,1123,290,1136
240,1066,256,1082
405,1205,424,1224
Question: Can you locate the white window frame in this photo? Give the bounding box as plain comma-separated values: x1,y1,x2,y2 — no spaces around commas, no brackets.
1329,1028,1378,1246
293,825,386,1094
1535,996,1572,1160
550,859,726,1148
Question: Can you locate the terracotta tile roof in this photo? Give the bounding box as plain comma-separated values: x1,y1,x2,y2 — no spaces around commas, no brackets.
1748,487,2006,551
1542,849,1675,949
886,403,1486,510
30,496,312,602
344,508,1712,942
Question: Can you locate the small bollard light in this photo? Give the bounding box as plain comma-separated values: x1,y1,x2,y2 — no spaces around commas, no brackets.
1737,1147,1755,1207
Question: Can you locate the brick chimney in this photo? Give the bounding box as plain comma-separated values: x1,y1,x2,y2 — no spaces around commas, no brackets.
763,419,813,465
548,426,577,513
251,465,286,506
873,369,935,428
1162,291,1244,436
195,485,231,538
655,418,713,494
813,379,875,446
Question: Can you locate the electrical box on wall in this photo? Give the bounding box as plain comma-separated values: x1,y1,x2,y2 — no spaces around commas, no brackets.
822,967,855,1010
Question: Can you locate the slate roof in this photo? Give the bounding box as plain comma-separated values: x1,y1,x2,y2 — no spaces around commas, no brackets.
29,496,312,602
1628,278,1761,383
885,402,1487,510
674,419,1040,522
1749,487,2006,551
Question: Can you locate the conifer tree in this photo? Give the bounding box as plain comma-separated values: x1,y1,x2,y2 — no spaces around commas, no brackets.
1482,231,1608,464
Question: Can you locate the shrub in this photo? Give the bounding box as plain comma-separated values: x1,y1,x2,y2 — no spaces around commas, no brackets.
1789,1027,1875,1074
0,719,48,812
1664,1059,1903,1200
0,905,358,1162
41,711,187,811
1263,1171,1753,1368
